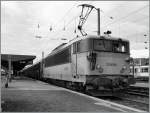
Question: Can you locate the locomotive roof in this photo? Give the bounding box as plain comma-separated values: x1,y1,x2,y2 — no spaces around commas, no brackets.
48,34,129,55
71,35,129,42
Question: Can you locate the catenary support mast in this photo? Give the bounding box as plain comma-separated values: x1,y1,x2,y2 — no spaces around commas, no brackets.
97,8,100,36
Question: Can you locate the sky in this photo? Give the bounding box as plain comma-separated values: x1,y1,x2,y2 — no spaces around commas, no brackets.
1,1,149,63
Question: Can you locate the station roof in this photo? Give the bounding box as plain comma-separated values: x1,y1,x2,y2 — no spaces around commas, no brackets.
1,54,36,71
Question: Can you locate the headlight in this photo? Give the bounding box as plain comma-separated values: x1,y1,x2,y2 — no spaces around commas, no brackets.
123,65,127,70
96,64,103,73
99,67,103,73
96,64,100,69
120,65,127,73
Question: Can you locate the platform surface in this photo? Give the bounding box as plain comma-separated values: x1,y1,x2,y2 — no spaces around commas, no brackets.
1,76,144,112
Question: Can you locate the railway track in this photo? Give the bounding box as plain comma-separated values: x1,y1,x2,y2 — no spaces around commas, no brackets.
120,97,149,105
68,86,149,111
126,86,149,97
107,86,149,111
84,86,149,111
40,78,149,111
96,92,149,112
107,97,149,111
125,90,149,97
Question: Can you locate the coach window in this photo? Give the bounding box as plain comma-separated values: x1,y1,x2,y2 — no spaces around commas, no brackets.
144,68,148,72
141,68,148,73
130,68,132,73
134,68,138,73
145,68,148,72
73,43,76,54
76,41,81,52
141,68,143,73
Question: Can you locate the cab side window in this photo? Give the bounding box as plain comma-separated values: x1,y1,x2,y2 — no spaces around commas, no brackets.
76,41,80,52
73,41,81,54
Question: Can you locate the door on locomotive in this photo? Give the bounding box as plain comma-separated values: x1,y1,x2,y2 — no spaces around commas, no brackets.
71,42,77,79
71,39,92,82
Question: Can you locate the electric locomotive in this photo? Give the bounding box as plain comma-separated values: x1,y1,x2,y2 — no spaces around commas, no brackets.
41,35,135,94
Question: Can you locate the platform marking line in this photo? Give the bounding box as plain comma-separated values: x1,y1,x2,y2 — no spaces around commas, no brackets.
94,102,127,112
6,87,65,91
65,89,145,112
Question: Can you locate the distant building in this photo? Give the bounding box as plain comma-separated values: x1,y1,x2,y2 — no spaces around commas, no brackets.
130,58,149,77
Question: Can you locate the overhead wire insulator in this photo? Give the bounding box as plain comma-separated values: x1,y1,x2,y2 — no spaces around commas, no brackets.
49,25,52,31
63,27,65,31
77,25,82,30
63,21,66,31
74,18,77,34
35,23,42,38
38,24,40,29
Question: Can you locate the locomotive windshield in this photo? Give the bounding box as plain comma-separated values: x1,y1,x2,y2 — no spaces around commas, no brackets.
72,38,129,54
94,39,129,53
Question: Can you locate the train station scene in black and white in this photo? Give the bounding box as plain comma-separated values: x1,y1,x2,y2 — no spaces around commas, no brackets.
1,1,149,112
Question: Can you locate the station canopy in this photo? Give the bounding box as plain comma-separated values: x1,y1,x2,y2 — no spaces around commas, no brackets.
1,54,36,71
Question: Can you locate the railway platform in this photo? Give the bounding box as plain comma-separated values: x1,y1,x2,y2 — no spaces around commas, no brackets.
1,76,145,112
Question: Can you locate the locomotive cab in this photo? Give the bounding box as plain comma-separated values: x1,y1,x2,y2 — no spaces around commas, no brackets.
71,35,135,92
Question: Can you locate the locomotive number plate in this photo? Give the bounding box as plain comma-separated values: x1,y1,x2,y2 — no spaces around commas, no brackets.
106,63,117,66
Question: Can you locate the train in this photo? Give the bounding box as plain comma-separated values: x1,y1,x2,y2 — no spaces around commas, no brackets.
21,35,135,95
130,65,149,82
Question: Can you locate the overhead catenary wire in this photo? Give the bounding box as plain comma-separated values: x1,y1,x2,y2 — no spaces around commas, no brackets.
37,3,149,40
41,14,80,53
65,12,80,28
100,10,114,20
35,10,80,40
38,15,78,41
38,1,94,40
101,5,149,29
54,1,94,32
47,13,80,39
53,2,79,30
